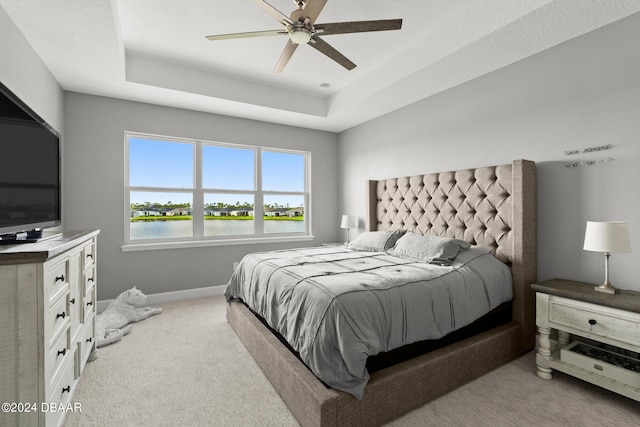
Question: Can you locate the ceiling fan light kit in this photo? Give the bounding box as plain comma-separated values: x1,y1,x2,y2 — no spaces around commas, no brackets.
205,0,402,72
288,26,313,44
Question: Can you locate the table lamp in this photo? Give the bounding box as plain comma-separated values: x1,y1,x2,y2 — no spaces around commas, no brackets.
583,221,631,294
341,215,356,243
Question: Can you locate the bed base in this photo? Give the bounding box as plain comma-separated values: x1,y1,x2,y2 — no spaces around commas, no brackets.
227,301,525,427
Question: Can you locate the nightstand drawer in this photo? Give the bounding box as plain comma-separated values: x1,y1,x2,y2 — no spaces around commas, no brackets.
549,296,640,347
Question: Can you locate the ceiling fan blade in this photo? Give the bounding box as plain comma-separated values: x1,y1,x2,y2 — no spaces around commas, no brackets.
205,29,287,41
302,0,328,24
249,0,293,25
315,19,402,36
308,36,356,70
274,40,299,73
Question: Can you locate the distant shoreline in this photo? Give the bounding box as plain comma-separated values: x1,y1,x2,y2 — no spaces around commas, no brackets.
130,216,303,222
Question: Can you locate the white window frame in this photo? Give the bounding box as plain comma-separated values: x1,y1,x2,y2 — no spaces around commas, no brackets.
122,132,313,252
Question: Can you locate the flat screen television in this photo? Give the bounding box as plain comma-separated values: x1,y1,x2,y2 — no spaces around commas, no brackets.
0,82,61,241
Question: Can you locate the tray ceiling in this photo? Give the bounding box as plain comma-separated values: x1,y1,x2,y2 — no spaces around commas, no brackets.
2,0,639,132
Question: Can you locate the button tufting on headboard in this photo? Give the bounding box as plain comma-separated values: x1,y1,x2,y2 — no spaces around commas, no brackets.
370,161,531,267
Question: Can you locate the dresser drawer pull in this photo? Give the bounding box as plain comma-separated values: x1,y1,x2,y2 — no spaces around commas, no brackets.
56,311,66,319
86,253,93,259
62,386,70,394
55,274,65,282
70,298,76,304
88,277,95,282
86,337,93,344
86,301,93,307
57,348,66,357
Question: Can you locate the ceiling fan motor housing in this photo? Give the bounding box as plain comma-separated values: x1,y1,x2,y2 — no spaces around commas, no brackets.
288,25,313,44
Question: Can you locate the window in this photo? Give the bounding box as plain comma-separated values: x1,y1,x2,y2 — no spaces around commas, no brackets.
125,133,310,247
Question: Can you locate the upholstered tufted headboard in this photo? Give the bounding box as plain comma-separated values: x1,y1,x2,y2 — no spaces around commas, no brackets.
366,159,537,346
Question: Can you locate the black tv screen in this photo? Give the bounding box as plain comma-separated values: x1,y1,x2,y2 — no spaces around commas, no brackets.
0,82,61,236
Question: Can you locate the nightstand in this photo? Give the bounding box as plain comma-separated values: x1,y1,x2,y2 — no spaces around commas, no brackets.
532,278,640,401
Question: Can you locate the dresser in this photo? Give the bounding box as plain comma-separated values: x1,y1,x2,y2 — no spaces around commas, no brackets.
532,278,640,402
0,230,99,427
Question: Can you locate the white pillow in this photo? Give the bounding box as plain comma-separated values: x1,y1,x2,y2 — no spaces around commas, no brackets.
347,230,405,252
387,232,470,265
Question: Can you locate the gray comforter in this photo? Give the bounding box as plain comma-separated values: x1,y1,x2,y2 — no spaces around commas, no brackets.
225,245,512,399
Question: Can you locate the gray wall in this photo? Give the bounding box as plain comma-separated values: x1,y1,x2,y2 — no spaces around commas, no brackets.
63,93,339,300
339,13,640,291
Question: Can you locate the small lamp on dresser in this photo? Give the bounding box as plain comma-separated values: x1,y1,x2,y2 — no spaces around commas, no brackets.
341,215,356,244
583,221,632,294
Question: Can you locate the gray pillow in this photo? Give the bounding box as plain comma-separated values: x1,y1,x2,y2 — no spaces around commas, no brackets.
347,230,406,252
386,232,470,265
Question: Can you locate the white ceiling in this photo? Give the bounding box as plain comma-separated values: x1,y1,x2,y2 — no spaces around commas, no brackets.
2,0,639,132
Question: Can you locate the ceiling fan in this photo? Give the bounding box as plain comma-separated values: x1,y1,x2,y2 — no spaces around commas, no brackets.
205,0,402,72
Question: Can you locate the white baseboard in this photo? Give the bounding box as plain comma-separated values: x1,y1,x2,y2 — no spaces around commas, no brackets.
97,285,226,313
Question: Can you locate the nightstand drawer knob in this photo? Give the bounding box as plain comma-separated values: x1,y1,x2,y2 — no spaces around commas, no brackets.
588,319,597,326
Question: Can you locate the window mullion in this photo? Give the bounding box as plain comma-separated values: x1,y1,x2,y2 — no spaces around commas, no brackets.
255,148,263,236
193,141,203,238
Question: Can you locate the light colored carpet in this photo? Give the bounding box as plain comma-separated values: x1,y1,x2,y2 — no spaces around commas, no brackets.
65,296,640,426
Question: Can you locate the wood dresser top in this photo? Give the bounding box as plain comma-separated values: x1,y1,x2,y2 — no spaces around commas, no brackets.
532,278,640,315
0,230,99,265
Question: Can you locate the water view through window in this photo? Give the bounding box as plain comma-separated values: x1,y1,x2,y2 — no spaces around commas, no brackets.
127,135,308,241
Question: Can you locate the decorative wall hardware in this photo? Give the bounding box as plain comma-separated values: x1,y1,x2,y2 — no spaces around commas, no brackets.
564,157,613,168
564,144,612,156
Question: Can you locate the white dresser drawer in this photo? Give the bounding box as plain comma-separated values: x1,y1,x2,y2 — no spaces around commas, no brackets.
45,258,69,302
46,293,70,347
83,284,96,323
82,240,96,270
83,265,96,296
47,327,70,385
548,296,640,348
76,319,95,375
45,350,76,427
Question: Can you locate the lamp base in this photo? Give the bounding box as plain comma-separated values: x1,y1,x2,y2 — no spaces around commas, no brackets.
594,283,620,294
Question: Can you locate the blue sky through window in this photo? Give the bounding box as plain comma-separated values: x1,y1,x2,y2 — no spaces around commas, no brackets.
129,138,305,206
129,138,193,189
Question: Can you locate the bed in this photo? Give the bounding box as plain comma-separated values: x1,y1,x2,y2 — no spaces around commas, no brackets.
225,159,537,426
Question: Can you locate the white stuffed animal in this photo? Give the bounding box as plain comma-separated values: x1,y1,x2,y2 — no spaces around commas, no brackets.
95,287,163,348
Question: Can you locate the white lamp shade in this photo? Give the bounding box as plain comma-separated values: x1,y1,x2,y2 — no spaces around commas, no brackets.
583,221,631,253
340,215,356,229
